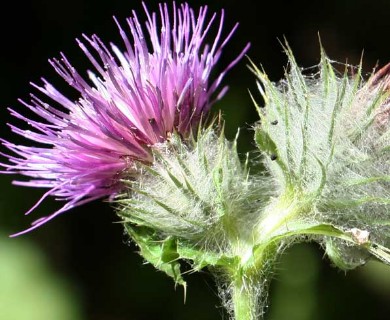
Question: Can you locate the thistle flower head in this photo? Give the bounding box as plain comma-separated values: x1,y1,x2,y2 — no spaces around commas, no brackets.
0,2,249,235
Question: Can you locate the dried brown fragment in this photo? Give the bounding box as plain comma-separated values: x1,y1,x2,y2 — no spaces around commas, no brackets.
367,63,390,129
368,63,390,89
348,228,370,245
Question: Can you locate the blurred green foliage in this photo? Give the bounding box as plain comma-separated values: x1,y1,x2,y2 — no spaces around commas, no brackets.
0,233,83,320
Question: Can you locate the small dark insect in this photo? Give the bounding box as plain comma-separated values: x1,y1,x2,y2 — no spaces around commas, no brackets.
270,154,277,161
271,120,278,125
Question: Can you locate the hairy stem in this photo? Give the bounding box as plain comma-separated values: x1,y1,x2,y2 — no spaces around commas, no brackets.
232,277,262,320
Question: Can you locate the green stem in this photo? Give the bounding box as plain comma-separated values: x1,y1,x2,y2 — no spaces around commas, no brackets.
232,277,260,320
229,235,278,320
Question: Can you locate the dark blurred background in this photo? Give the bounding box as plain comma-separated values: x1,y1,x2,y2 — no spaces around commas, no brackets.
1,0,390,319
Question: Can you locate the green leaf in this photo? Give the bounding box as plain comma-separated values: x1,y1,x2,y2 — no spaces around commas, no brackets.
161,237,180,263
125,225,186,287
177,245,240,273
370,244,390,265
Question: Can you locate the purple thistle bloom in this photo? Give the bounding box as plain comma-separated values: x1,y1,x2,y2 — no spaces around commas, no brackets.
0,2,249,236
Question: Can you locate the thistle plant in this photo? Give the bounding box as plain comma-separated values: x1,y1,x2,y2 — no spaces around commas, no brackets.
1,2,389,320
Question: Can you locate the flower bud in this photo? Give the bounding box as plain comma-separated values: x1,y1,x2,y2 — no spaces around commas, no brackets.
116,125,269,285
252,44,390,269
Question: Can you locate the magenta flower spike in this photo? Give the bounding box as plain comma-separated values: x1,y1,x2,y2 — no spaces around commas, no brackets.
1,2,249,236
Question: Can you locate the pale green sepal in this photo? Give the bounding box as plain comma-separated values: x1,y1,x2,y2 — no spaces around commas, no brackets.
324,238,370,270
